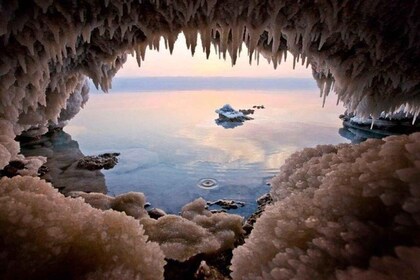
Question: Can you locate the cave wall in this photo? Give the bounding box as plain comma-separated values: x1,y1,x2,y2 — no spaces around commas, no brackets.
0,0,419,168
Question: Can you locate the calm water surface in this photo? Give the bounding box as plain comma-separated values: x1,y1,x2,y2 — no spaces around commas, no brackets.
65,89,348,216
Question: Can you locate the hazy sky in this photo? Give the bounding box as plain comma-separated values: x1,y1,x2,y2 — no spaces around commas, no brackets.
116,33,312,78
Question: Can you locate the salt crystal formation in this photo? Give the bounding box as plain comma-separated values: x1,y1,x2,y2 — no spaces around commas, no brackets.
68,191,149,219
0,176,165,279
0,0,419,168
0,1,420,279
142,197,244,262
73,193,244,262
231,132,420,279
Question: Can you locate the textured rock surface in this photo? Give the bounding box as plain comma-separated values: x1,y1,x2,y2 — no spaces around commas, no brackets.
142,198,244,262
0,1,419,279
67,192,244,262
0,176,165,280
231,133,420,279
20,130,107,194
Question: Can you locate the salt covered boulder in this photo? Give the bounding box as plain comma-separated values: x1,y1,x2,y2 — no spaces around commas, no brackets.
66,193,244,262
141,198,244,262
231,133,420,279
215,104,252,122
141,215,221,262
68,191,149,219
215,104,253,129
0,176,165,279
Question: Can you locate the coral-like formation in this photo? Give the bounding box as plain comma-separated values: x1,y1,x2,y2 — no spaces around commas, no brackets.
68,192,244,262
1,0,420,168
68,191,149,219
0,176,165,279
0,1,420,278
231,133,420,279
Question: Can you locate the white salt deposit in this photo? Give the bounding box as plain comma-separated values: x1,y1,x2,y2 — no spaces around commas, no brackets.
0,176,165,279
231,132,420,279
70,192,244,262
0,1,419,279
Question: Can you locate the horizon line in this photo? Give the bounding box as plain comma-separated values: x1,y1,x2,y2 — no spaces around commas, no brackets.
89,76,318,93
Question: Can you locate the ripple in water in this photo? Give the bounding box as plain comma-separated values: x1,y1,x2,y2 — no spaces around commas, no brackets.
197,178,219,189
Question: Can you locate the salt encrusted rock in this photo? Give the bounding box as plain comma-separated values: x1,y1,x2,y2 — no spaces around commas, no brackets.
148,208,167,219
0,176,165,279
231,133,420,279
67,191,148,219
77,153,120,170
0,1,419,278
207,199,246,210
256,193,272,206
141,215,221,262
67,191,114,210
67,193,244,262
243,193,273,235
181,199,245,251
215,104,252,123
21,130,107,194
141,198,244,262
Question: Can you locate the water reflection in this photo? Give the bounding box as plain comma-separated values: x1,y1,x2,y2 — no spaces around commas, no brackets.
20,130,107,194
64,89,348,217
338,127,384,144
215,119,244,129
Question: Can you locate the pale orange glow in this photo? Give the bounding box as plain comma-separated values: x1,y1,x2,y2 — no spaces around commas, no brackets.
67,89,345,170
117,33,312,78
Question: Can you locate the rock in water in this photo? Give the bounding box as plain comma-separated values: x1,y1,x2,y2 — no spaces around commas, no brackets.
215,104,252,122
77,153,120,170
215,104,253,129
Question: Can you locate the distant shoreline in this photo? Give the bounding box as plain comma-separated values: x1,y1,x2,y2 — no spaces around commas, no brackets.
89,77,317,93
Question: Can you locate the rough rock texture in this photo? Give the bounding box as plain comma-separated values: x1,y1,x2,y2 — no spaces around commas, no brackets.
142,198,244,262
20,129,107,194
231,133,420,279
67,191,149,219
0,176,165,280
77,153,120,170
0,0,420,167
67,193,244,262
0,1,419,279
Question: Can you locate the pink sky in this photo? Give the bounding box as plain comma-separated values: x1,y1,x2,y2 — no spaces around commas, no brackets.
116,33,312,78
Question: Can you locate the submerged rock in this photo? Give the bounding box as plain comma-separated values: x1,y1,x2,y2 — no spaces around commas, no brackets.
207,199,246,210
77,152,120,170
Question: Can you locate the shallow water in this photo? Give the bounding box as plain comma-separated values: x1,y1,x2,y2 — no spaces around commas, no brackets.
65,88,348,216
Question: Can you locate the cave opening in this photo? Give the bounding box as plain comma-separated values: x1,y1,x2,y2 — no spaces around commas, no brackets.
1,1,420,279
18,32,350,217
